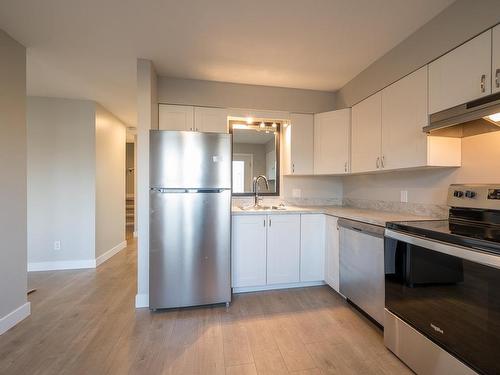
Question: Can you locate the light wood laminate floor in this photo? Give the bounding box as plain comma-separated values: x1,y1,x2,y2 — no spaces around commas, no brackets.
0,238,412,375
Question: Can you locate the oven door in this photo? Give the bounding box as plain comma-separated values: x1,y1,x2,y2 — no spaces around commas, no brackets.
385,229,500,375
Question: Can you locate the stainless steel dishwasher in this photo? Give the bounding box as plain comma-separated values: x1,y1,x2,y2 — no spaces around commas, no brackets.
338,218,385,326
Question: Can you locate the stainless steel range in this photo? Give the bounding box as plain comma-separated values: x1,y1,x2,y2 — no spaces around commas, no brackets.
384,184,500,375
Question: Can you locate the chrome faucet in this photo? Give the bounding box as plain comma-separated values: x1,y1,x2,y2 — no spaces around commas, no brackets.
253,175,269,206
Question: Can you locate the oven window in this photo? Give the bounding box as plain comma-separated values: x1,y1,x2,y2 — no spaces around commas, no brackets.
385,237,500,374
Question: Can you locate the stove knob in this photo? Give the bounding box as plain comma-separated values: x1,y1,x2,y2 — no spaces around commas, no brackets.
453,190,464,198
465,190,476,198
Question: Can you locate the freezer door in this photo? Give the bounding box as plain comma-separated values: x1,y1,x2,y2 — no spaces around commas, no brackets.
149,188,231,309
150,130,232,189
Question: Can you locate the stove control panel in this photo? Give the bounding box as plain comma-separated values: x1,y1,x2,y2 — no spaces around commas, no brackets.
488,189,500,200
448,184,500,210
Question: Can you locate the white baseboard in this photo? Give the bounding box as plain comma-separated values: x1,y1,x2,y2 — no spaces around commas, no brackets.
233,280,325,294
0,302,31,335
28,259,96,271
135,293,149,308
96,241,127,267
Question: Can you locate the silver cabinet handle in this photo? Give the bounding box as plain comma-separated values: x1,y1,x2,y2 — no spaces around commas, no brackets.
381,155,385,168
264,219,266,227
376,157,380,169
344,161,347,172
269,218,272,227
480,74,486,93
292,163,295,174
496,69,500,88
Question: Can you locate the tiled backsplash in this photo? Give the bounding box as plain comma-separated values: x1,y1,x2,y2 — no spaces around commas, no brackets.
232,196,446,218
343,198,447,218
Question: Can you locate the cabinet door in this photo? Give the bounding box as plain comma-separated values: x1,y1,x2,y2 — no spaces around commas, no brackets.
493,25,500,94
381,66,428,169
194,107,228,133
300,214,325,282
159,104,194,131
313,109,350,175
287,113,314,175
429,30,492,114
232,215,267,288
351,93,382,173
267,214,300,285
325,216,339,292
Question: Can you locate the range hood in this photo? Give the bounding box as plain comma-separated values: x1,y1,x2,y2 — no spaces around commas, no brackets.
424,92,500,138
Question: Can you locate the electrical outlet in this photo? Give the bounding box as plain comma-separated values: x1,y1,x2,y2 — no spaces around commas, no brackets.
292,189,302,198
54,240,61,251
400,190,408,203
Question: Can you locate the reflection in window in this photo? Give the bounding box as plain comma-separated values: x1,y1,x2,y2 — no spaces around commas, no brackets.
230,119,281,196
232,160,245,193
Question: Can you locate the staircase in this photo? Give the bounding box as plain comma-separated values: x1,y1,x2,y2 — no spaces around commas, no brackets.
126,195,135,233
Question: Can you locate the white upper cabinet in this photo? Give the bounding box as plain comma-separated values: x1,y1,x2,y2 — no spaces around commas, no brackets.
159,104,194,131
314,109,351,175
382,67,461,169
159,105,228,133
351,93,382,173
232,215,267,288
429,30,492,114
381,67,428,169
284,113,314,175
300,214,325,282
194,107,228,133
493,25,500,94
266,214,300,285
325,215,339,292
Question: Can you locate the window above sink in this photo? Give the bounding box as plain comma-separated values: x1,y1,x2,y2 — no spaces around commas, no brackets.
229,118,282,197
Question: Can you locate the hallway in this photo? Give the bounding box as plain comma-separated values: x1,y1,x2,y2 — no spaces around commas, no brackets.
0,239,410,375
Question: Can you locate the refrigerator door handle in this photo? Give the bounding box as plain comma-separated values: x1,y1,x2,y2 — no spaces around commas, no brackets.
150,188,228,193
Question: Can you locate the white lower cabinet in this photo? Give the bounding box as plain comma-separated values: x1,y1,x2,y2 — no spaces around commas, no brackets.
325,216,340,292
232,213,331,291
267,214,301,284
231,215,267,288
300,214,325,282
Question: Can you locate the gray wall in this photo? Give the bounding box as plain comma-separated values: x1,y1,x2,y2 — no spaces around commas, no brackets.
0,30,28,319
336,0,500,108
27,97,96,264
337,0,500,207
95,104,126,258
158,76,336,113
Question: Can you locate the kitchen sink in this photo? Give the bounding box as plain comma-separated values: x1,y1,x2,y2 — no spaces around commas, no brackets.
239,204,287,211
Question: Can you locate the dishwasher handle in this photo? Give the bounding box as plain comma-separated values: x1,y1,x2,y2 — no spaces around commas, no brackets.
338,218,385,238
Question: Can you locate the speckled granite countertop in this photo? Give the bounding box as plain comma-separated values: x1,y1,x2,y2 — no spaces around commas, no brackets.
232,205,442,226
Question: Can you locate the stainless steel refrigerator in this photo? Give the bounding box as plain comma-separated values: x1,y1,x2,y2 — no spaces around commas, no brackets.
149,130,232,309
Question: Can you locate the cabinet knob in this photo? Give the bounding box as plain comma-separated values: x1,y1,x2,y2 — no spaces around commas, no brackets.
381,155,385,168
480,74,486,93
376,157,380,169
344,162,347,172
496,69,500,88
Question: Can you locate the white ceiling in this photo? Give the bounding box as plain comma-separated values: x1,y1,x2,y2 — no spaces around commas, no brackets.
0,0,454,126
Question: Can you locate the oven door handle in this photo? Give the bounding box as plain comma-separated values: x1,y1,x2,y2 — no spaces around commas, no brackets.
385,229,500,270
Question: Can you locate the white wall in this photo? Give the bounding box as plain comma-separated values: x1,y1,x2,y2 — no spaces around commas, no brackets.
158,76,336,114
136,59,158,308
27,97,96,267
0,29,29,332
95,104,126,259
